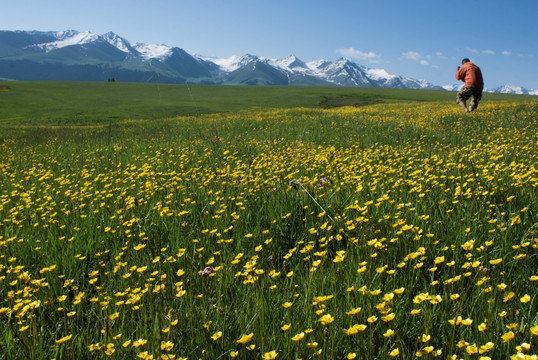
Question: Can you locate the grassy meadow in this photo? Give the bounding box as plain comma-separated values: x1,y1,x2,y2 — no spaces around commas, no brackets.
0,82,537,359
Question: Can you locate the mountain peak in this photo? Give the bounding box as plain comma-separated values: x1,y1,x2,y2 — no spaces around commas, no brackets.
133,42,172,60
2,29,534,92
278,55,308,70
102,32,133,53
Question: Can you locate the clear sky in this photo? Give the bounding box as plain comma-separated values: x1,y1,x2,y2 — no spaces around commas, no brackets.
3,0,537,89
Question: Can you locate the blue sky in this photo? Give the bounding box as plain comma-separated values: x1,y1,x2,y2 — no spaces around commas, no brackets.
3,0,537,89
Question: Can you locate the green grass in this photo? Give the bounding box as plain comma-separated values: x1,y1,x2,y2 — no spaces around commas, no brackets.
0,81,532,125
0,82,537,359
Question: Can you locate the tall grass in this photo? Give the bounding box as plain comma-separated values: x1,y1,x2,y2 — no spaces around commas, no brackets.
0,96,537,359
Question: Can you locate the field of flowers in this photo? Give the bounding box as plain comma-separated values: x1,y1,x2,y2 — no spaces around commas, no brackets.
0,100,537,359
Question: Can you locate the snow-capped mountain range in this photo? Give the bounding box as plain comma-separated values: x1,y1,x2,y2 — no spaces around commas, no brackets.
443,84,538,96
1,30,535,94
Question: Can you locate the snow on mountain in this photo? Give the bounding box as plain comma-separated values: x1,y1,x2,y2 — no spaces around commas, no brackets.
34,30,99,52
197,54,262,72
443,83,537,95
442,84,461,91
487,85,537,95
199,53,440,89
270,55,309,72
29,30,173,61
102,32,132,53
313,58,372,86
364,68,397,81
133,43,172,60
6,29,536,91
200,55,243,72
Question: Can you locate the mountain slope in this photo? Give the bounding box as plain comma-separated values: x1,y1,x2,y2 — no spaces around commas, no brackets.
0,30,441,88
0,29,534,93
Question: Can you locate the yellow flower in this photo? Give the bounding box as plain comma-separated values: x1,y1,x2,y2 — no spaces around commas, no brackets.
489,258,502,265
347,353,357,359
291,332,305,341
211,331,222,341
381,313,395,322
137,351,150,359
105,343,115,356
389,348,400,357
133,243,146,251
320,314,334,325
160,341,174,351
55,334,73,344
88,343,102,352
367,315,378,323
230,351,239,358
282,302,293,308
478,322,487,332
422,334,431,342
236,333,254,344
520,294,531,303
501,331,515,342
343,324,367,335
262,350,278,359
479,342,494,354
516,343,531,352
466,344,478,354
531,325,538,336
461,318,473,326
133,338,147,347
281,323,291,331
383,329,395,338
503,292,515,302
346,307,362,316
160,355,176,360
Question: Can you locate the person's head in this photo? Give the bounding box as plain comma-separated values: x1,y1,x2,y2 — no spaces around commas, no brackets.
462,58,471,64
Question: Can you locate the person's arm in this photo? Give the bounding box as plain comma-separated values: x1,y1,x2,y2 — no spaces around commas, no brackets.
455,66,465,81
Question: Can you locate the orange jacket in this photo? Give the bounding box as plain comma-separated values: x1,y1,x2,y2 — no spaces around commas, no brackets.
456,62,484,88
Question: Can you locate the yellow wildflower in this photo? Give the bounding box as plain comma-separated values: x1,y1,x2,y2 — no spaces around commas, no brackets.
55,334,73,344
389,348,400,357
236,333,254,344
262,350,278,359
320,314,334,325
501,331,515,342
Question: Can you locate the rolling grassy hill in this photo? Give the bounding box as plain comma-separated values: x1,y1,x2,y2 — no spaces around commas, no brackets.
0,81,532,126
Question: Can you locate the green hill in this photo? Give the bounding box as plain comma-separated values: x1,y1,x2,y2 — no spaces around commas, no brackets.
0,81,532,126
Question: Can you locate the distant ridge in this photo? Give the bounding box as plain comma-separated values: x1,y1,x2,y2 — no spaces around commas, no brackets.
443,84,538,96
0,30,535,94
